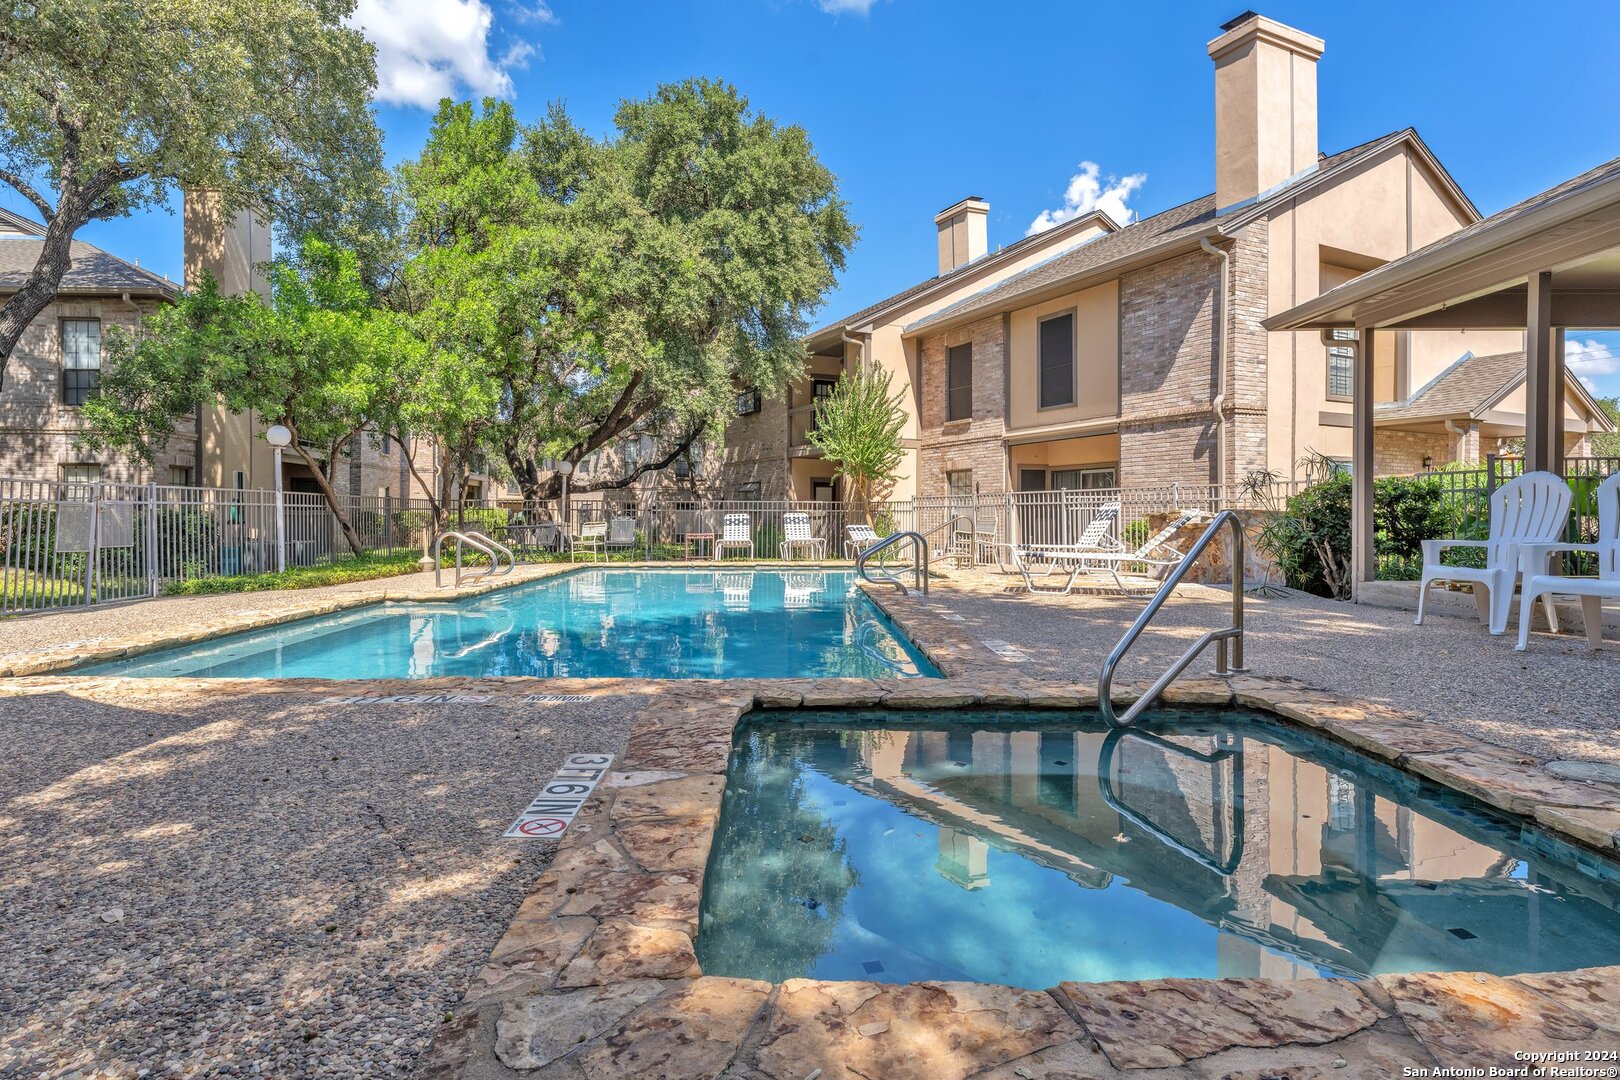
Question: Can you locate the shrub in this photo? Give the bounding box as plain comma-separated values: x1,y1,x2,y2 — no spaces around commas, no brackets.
162,551,429,596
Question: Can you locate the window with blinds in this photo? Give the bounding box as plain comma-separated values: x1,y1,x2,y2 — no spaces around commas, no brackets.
1038,312,1074,408
946,343,972,421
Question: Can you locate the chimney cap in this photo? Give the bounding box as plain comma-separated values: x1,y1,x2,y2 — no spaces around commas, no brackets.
1208,12,1323,61
934,196,989,224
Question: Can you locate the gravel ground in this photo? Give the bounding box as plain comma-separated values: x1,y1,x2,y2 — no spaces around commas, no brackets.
0,687,642,1077
929,572,1620,764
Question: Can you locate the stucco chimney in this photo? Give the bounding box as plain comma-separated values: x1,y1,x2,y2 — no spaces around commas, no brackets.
1208,12,1324,214
182,189,271,299
934,197,989,274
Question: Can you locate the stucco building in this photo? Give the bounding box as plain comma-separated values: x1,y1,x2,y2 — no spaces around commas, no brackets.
731,12,1607,502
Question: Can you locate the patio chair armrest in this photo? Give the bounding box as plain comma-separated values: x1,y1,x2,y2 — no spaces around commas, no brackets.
1421,538,1489,561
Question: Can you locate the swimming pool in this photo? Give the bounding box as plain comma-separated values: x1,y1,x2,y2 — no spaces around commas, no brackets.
81,569,940,680
696,709,1620,987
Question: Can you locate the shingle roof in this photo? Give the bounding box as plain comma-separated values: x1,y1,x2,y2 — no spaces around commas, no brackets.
0,237,178,296
1375,351,1525,421
903,129,1419,335
808,209,1123,341
0,207,47,235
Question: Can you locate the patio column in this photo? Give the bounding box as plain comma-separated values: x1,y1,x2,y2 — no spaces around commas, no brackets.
1351,324,1377,592
1524,271,1565,474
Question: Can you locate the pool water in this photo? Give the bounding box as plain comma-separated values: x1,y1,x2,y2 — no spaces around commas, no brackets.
696,709,1620,987
81,570,939,680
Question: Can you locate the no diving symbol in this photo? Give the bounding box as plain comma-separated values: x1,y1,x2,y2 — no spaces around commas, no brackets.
516,817,568,837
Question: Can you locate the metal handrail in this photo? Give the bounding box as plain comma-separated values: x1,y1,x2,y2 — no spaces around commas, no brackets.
434,530,516,588
855,530,929,595
916,514,978,564
1098,510,1246,727
1097,727,1244,876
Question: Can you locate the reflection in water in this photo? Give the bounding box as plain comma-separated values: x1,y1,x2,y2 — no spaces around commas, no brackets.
81,570,940,680
697,710,1620,988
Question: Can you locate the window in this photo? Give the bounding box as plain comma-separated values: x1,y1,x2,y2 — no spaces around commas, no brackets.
1038,312,1075,408
812,378,837,402
61,463,100,485
168,466,193,486
60,319,101,406
946,470,974,498
736,388,761,416
1051,467,1117,491
946,343,973,421
1326,331,1355,400
736,481,761,500
381,432,393,455
674,457,691,478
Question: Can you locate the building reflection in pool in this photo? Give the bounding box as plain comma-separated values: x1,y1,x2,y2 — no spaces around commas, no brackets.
696,712,1620,987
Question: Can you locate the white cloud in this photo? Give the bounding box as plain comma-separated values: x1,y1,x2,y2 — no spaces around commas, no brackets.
1027,161,1147,236
1566,337,1620,395
351,0,541,109
511,1,558,24
818,0,879,14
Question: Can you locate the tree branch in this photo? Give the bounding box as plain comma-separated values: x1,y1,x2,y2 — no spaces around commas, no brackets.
0,168,54,220
567,427,700,494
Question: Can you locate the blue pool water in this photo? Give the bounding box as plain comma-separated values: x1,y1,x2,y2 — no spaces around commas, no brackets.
82,569,939,680
696,710,1620,987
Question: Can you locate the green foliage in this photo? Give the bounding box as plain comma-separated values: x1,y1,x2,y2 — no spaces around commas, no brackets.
1253,472,1455,597
161,552,428,596
805,365,906,520
1593,397,1620,458
78,239,416,552
0,0,388,373
395,82,855,499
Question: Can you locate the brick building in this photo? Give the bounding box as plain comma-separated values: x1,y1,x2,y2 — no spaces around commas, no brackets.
726,12,1608,503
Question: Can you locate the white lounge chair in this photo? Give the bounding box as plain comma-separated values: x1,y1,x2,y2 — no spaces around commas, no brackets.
715,513,754,561
780,512,827,561
1009,507,1195,595
1416,470,1571,635
844,524,881,560
1516,472,1619,650
572,521,607,562
1000,503,1122,577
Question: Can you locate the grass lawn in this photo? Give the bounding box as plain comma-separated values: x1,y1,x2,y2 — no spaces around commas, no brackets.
161,551,432,596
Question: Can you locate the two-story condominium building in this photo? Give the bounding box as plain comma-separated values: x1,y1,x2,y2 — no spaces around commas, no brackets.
732,12,1608,503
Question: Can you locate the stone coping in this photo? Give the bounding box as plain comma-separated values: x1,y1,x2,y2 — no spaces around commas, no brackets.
0,560,879,678
409,667,1620,1078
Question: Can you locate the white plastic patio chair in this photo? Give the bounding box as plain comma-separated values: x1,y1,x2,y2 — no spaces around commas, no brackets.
1416,470,1571,635
715,513,754,561
1516,472,1620,650
844,524,881,560
780,512,826,561
572,521,607,562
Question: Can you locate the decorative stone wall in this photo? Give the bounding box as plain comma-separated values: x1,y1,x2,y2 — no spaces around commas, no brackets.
916,314,1008,497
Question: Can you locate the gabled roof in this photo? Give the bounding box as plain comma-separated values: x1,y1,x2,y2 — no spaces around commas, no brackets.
1375,350,1613,430
806,208,1119,344
904,129,1460,337
1264,153,1620,331
0,237,178,297
0,207,47,235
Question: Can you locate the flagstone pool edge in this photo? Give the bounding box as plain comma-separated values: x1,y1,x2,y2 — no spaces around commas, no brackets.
415,667,1620,1078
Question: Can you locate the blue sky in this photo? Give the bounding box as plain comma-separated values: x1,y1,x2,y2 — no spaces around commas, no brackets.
14,0,1620,396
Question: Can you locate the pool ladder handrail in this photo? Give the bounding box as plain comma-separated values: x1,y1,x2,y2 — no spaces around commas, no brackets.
434,530,516,589
856,530,929,595
1098,510,1246,728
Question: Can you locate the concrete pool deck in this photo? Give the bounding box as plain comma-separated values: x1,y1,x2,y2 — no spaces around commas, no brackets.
2,564,1619,1075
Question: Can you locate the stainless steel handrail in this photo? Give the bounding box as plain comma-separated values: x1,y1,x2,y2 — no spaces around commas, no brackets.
916,514,978,565
1098,510,1246,727
434,530,516,588
1097,727,1244,876
855,530,929,595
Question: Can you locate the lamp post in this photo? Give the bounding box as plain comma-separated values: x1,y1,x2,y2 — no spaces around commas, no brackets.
265,424,292,572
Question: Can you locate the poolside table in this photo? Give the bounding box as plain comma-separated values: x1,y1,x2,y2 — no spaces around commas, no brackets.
684,532,716,560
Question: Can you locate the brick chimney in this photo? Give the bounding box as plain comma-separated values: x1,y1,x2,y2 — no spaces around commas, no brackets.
934,196,989,274
1208,12,1324,214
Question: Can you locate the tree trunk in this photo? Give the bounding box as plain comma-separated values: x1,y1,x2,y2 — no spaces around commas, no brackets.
0,213,83,381
290,442,365,556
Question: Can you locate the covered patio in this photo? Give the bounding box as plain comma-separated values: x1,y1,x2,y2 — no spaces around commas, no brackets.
1266,155,1620,596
